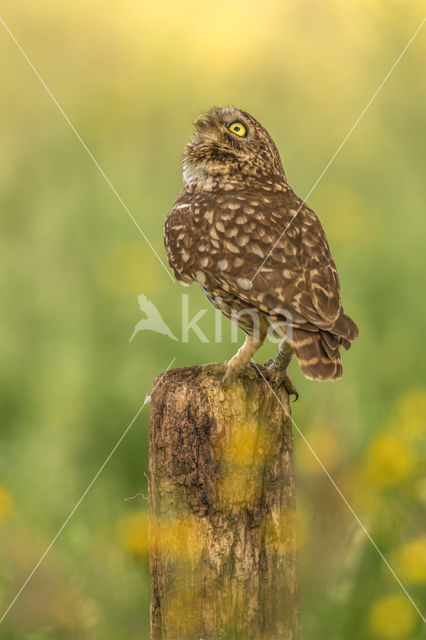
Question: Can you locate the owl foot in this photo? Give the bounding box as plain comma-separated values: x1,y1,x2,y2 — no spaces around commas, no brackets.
200,362,244,386
200,362,227,378
265,364,298,401
221,361,261,388
201,362,261,387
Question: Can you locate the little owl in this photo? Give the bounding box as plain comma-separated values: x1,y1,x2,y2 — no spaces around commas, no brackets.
164,107,358,395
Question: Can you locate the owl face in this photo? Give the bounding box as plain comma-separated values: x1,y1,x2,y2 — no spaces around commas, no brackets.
183,106,285,187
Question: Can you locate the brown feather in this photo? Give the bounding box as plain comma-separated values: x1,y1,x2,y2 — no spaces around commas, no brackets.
164,106,358,383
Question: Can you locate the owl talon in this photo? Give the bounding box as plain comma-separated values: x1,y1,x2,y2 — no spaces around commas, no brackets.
201,362,227,378
221,367,239,388
266,366,298,401
221,362,260,387
246,362,262,381
221,373,234,389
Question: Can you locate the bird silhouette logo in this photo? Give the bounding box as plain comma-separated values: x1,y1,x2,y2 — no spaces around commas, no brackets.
129,294,178,342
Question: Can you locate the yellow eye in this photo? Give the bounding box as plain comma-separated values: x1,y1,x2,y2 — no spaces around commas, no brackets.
228,121,247,137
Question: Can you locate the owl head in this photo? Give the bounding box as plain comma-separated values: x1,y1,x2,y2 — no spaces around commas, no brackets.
183,106,286,188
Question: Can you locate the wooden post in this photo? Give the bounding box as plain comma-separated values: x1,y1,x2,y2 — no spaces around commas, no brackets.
149,365,300,640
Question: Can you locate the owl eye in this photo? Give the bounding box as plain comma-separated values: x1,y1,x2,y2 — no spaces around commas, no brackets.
228,121,247,137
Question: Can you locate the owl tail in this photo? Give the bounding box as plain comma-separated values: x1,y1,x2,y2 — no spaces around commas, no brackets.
292,328,343,381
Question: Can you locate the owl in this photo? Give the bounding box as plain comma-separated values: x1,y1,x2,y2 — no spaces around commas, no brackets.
164,107,358,394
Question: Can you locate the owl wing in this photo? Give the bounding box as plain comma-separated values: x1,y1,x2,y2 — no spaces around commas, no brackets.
268,199,343,329
165,187,349,336
207,192,342,327
253,198,360,344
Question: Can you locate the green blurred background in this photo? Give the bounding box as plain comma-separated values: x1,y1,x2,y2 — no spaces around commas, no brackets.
0,1,425,638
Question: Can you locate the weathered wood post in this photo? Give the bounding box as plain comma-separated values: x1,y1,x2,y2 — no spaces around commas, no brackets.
149,365,300,640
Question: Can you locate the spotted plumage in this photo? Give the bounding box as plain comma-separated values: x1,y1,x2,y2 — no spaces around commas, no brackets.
164,107,358,386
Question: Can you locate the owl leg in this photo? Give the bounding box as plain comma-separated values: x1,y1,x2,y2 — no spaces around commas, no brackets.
222,334,265,386
265,339,298,400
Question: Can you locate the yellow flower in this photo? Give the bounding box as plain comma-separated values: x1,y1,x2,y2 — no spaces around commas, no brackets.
117,510,149,558
362,389,425,489
0,485,14,524
296,427,340,475
364,434,415,488
395,390,426,442
368,594,417,639
393,536,426,584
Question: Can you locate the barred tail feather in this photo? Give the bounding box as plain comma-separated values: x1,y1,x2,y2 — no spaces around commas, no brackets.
292,328,343,381
333,312,359,342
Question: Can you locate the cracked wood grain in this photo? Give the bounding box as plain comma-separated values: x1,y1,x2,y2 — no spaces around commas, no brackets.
149,365,300,640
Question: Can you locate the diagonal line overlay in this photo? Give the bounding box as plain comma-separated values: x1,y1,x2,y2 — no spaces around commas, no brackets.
253,363,426,623
0,15,174,282
0,357,176,625
251,16,426,283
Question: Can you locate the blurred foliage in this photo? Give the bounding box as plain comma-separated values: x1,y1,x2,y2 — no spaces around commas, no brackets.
0,486,14,524
0,0,425,638
368,595,418,639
